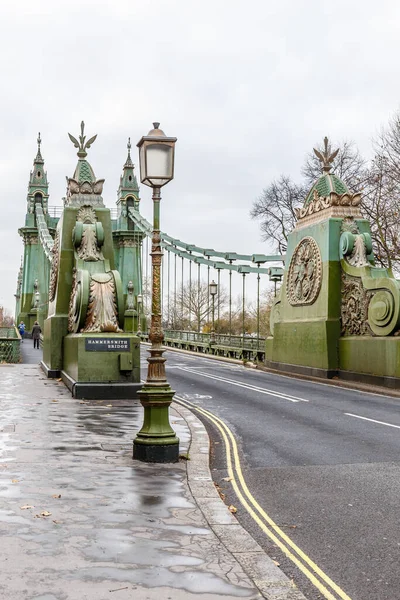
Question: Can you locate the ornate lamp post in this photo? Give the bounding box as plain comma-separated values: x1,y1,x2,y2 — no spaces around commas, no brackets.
136,293,143,336
209,280,217,344
133,123,179,463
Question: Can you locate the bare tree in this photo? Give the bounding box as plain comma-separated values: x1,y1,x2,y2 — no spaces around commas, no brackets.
377,112,400,185
362,155,400,271
167,280,228,332
251,140,367,254
250,176,307,253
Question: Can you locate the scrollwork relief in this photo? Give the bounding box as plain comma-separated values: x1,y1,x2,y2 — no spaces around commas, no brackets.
341,273,372,336
49,229,60,302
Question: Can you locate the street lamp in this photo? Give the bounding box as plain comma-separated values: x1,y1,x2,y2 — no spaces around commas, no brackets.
133,123,179,463
209,280,217,344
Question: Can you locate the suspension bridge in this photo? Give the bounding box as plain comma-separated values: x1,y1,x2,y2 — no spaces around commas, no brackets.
15,132,284,365
12,125,400,393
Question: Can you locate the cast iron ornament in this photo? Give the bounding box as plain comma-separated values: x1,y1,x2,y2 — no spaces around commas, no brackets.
286,237,322,306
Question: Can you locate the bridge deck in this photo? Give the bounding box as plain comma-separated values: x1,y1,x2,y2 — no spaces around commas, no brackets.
20,340,43,364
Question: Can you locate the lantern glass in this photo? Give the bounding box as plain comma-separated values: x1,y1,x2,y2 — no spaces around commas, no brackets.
146,143,173,185
209,280,217,296
137,123,176,188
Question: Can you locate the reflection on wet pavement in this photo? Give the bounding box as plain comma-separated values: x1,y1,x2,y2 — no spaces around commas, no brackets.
0,364,261,599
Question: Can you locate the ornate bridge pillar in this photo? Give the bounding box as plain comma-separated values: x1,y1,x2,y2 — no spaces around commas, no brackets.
41,123,141,399
267,137,400,387
266,138,366,377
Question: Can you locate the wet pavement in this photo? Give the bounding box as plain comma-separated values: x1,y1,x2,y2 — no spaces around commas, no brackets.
0,363,276,600
20,339,42,364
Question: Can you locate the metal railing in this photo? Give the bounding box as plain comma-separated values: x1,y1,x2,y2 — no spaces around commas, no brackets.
0,327,21,363
35,204,54,262
47,206,63,218
139,329,266,361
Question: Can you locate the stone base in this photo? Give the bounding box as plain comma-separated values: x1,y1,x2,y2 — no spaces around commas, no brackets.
61,370,142,399
339,336,400,386
338,369,400,389
265,318,341,373
63,333,140,384
40,360,61,379
42,316,69,374
264,359,337,380
133,441,180,463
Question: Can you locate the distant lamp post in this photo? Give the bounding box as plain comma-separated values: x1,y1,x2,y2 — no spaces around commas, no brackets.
133,123,179,463
209,280,217,344
136,294,143,335
268,267,283,297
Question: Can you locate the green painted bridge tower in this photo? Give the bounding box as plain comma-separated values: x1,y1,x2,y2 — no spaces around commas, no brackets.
113,139,145,334
16,124,147,398
18,134,56,331
267,137,400,386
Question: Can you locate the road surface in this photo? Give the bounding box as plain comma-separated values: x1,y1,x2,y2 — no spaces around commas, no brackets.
147,349,400,600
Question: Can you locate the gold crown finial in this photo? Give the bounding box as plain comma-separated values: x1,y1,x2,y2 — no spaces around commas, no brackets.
313,136,339,173
68,121,97,159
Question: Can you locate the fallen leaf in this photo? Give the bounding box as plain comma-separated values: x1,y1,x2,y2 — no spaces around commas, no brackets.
219,492,226,500
20,505,34,510
52,400,58,403
228,505,237,514
52,520,62,524
57,378,62,382
222,477,233,482
179,454,190,460
52,494,61,499
106,404,113,407
11,479,19,483
40,511,52,517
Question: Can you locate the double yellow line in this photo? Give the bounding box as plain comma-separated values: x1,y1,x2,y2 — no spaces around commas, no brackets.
175,395,352,600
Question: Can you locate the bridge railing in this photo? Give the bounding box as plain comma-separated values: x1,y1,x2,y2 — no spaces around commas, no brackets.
0,327,21,363
139,329,266,361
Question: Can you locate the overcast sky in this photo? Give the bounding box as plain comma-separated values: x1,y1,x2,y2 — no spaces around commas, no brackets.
1,0,399,312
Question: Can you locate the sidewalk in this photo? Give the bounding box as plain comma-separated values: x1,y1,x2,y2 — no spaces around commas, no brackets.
0,362,304,600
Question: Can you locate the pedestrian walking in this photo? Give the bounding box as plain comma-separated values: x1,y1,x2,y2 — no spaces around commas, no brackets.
32,321,41,349
18,321,25,342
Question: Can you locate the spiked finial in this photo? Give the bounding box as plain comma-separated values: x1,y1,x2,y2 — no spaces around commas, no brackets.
124,137,134,168
313,136,339,173
34,131,44,163
68,121,97,159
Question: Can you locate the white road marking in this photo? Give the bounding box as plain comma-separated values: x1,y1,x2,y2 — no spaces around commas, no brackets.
345,413,400,429
180,393,213,400
177,367,309,403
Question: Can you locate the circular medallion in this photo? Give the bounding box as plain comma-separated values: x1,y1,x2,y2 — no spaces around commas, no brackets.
286,236,322,306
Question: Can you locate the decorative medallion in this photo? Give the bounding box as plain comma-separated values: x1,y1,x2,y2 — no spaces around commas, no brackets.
286,237,322,306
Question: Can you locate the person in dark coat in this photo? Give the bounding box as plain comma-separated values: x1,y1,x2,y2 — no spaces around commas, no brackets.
32,321,41,349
